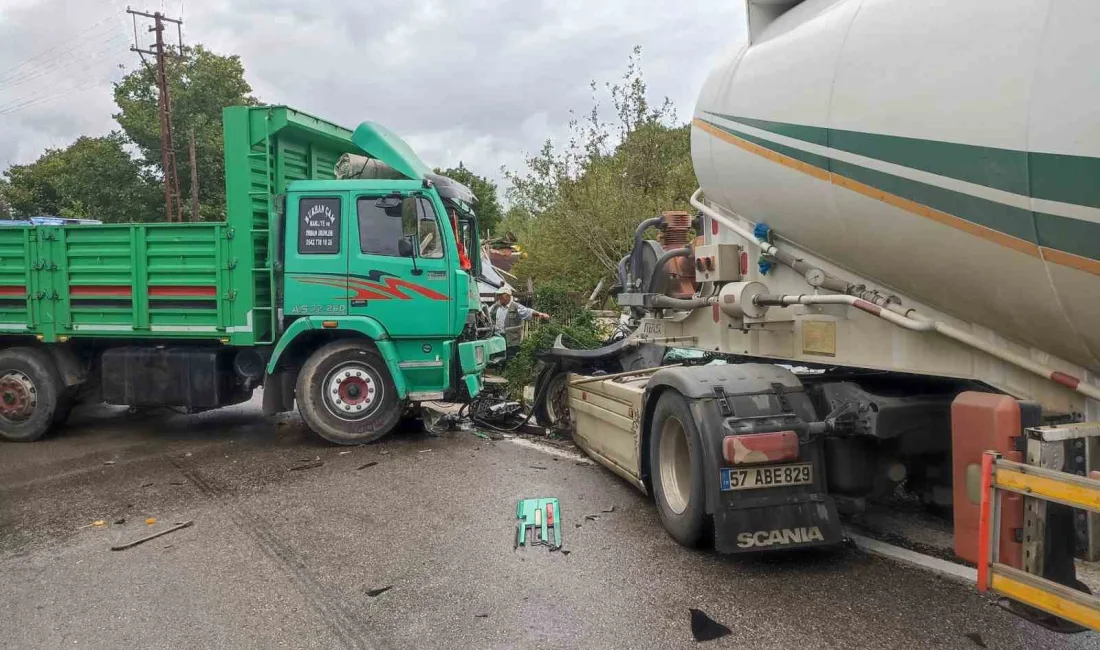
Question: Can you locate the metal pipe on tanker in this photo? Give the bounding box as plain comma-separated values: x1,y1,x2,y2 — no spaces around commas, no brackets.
690,190,849,293
646,246,693,295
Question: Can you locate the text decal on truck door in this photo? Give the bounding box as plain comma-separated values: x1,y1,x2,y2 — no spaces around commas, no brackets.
298,197,341,254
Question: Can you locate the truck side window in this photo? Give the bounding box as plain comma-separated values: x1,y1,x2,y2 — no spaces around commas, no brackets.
416,199,443,259
357,196,443,259
297,197,341,254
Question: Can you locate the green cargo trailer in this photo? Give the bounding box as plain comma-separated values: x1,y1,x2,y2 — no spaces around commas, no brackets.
0,105,505,443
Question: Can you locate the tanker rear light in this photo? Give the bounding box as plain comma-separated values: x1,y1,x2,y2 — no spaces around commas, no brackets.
722,431,799,465
739,251,749,276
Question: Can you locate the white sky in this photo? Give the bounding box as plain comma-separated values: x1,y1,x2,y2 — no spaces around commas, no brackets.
0,0,744,187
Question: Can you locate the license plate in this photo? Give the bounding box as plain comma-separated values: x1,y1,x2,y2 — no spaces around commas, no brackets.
720,463,813,491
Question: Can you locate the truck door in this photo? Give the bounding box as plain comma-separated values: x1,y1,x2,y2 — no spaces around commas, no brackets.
348,193,451,338
283,194,350,318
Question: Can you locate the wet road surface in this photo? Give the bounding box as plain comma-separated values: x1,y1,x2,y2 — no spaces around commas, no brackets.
1,397,1096,649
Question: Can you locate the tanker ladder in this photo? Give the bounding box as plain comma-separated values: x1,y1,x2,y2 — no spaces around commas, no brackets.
978,426,1100,633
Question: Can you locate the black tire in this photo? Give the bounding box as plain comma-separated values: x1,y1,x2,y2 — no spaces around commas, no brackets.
649,391,708,547
532,363,570,429
296,340,403,445
0,347,64,442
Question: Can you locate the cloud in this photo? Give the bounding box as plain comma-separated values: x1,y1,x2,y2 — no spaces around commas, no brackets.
0,0,741,187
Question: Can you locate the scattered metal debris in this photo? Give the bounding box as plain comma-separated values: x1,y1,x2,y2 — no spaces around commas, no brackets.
529,465,548,470
602,505,615,513
418,449,432,454
356,461,379,471
111,521,194,551
289,460,324,472
515,498,562,550
365,585,392,598
103,460,116,466
689,608,731,642
474,613,489,618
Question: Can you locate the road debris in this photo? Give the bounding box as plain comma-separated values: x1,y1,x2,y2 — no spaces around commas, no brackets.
584,514,599,522
114,517,126,525
529,465,548,470
418,449,432,453
338,450,352,456
365,585,392,598
964,632,987,648
602,505,616,513
289,460,324,472
103,460,116,466
474,613,489,618
145,518,157,525
111,520,194,551
515,498,562,550
689,608,731,642
141,482,154,488
356,461,379,471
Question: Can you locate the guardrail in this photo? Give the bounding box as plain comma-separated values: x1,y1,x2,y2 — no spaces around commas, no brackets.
978,451,1100,631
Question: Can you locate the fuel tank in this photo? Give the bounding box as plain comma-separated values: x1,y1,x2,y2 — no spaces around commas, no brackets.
691,0,1100,372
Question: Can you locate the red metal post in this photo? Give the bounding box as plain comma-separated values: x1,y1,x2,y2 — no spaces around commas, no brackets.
976,451,995,592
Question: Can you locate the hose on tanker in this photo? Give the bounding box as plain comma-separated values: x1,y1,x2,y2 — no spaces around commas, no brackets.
631,215,666,289
651,295,715,310
645,246,693,295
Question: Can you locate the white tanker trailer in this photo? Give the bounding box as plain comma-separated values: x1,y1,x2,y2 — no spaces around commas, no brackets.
536,0,1100,631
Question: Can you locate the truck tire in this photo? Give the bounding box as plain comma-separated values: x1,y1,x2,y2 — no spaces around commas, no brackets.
533,363,570,430
296,340,403,445
0,347,64,442
649,391,708,547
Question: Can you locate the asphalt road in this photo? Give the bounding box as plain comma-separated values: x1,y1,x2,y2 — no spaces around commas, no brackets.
1,397,1096,650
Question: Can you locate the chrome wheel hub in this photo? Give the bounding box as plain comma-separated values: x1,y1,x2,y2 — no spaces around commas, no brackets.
322,362,381,421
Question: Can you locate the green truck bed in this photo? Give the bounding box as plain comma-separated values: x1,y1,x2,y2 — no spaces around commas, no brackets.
0,106,362,346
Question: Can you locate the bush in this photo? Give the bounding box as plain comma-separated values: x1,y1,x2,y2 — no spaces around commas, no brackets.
502,282,604,399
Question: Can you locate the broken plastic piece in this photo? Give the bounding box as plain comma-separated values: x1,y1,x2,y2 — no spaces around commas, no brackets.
689,608,731,642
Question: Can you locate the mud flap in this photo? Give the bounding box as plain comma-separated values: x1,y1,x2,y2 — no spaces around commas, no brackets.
714,494,842,553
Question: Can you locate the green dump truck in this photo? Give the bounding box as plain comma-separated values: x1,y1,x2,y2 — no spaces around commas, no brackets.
0,105,505,443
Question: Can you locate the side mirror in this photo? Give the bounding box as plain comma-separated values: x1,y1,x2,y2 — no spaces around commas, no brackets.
398,236,414,258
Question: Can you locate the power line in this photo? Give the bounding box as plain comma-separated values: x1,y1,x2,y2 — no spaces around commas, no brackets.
0,14,120,84
0,33,127,91
0,38,129,113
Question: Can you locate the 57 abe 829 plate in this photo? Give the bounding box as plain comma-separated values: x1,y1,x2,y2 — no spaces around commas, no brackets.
720,463,813,491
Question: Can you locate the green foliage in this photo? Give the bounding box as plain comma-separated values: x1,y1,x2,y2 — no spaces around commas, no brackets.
433,163,503,235
502,282,604,398
504,47,697,292
114,45,257,221
0,132,160,221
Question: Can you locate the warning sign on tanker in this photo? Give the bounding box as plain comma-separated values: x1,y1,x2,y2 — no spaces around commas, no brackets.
298,198,341,254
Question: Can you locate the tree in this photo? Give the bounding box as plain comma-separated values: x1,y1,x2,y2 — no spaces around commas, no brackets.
113,45,257,220
433,163,503,235
0,133,160,221
504,47,697,292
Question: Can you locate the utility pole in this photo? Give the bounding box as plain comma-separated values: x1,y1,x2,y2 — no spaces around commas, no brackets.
188,129,199,222
127,8,184,223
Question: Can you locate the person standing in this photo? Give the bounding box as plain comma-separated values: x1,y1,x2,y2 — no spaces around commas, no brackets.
489,287,549,357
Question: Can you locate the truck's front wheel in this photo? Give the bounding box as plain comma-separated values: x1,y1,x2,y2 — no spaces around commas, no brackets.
649,391,708,547
0,347,64,442
296,340,403,445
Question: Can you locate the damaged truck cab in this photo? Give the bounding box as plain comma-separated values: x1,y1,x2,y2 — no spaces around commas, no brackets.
0,105,504,444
